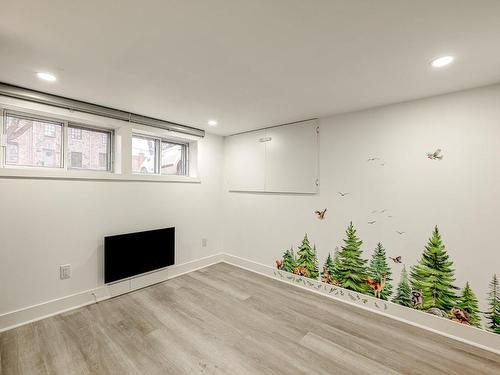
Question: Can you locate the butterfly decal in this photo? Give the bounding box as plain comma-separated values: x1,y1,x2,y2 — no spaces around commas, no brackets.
389,256,402,264
314,208,327,220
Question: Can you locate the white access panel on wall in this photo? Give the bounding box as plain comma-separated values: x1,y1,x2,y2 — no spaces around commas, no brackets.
225,129,267,192
225,119,319,193
265,120,318,193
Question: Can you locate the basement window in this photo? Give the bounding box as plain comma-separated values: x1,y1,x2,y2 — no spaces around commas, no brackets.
67,124,112,171
2,112,63,168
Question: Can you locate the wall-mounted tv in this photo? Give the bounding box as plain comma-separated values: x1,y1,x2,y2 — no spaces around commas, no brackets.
104,227,175,283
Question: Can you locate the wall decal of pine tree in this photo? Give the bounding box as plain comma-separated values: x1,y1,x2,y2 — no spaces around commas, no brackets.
392,266,413,307
322,247,342,285
410,226,458,311
296,234,319,279
322,252,340,285
486,274,500,334
331,247,342,282
322,253,333,282
282,247,296,273
337,222,369,293
457,282,481,328
368,243,393,300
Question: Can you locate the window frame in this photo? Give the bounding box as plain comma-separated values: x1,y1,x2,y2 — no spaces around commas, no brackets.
2,110,65,170
67,123,113,172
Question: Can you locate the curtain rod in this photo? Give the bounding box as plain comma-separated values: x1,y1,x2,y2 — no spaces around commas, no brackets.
0,82,205,138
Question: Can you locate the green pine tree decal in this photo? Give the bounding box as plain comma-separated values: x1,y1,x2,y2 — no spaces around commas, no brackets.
410,226,458,311
486,274,500,334
337,222,369,293
331,247,342,282
281,247,296,273
392,266,413,307
322,252,337,284
296,234,319,279
368,243,393,300
322,248,342,284
457,282,481,328
323,252,335,273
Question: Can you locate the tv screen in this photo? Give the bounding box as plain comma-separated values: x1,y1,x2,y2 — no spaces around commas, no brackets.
104,227,175,283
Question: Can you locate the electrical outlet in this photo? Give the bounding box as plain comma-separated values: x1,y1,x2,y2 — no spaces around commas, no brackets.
60,264,71,280
201,238,208,247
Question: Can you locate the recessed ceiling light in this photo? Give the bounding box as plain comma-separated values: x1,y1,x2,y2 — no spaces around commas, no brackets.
431,56,454,68
208,120,218,126
36,72,57,82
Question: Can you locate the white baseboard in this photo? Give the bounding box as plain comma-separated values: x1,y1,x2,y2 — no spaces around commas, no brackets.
221,253,500,355
2,251,498,355
0,253,224,332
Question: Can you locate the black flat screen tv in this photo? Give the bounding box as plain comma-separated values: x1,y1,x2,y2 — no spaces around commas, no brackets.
104,227,175,283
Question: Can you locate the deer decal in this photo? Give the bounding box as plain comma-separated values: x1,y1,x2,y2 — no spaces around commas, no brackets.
366,274,386,299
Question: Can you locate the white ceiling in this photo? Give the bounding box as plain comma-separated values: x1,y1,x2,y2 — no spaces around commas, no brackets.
1,1,500,135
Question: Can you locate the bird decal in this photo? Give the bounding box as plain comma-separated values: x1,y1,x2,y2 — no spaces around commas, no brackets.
396,231,405,235
368,221,376,225
314,208,327,220
389,256,402,264
367,157,379,162
427,149,444,160
338,192,349,197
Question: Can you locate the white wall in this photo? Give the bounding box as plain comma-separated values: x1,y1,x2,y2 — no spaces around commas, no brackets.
223,83,500,320
0,129,224,315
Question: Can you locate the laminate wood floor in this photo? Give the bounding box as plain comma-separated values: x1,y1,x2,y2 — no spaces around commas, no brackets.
1,263,499,375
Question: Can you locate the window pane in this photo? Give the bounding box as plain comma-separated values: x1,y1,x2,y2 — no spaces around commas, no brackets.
4,114,63,168
132,136,157,174
161,142,187,175
67,126,111,171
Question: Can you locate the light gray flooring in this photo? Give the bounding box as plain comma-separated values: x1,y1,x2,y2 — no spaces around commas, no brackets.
1,263,499,375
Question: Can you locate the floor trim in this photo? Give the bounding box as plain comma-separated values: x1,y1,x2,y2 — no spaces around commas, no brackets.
221,253,500,355
0,253,224,332
2,252,499,355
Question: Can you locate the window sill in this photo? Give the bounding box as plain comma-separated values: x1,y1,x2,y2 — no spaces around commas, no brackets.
0,168,201,183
